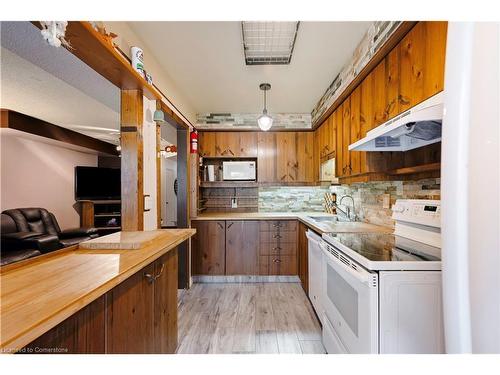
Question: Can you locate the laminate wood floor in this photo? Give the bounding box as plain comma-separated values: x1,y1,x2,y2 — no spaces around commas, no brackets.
176,283,325,354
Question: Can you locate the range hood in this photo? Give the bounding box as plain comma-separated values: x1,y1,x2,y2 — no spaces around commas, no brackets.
349,92,443,152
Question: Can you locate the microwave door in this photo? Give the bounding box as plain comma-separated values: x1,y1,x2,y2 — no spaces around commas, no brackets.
320,242,379,354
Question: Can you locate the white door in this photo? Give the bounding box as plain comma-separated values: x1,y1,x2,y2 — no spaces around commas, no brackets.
164,168,177,227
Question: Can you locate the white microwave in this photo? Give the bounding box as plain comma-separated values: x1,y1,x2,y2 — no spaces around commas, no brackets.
222,161,256,181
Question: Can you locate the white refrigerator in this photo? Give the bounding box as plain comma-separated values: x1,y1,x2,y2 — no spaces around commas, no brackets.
441,22,500,353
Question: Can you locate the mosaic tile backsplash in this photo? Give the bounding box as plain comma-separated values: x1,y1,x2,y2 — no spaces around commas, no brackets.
196,113,311,130
258,178,441,228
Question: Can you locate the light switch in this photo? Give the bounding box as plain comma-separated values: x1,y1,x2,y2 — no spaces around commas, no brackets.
231,198,238,208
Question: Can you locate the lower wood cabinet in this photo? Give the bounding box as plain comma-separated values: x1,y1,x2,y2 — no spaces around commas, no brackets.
225,221,259,275
191,219,299,277
191,220,226,275
22,249,179,354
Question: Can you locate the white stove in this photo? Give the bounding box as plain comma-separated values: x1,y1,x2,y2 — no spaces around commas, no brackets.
319,199,444,354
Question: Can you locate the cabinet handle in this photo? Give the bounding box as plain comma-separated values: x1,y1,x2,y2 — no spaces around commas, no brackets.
272,222,282,227
273,234,282,239
273,258,282,263
155,264,165,280
280,174,287,180
144,272,155,284
288,174,295,180
273,247,281,251
217,222,224,229
227,222,234,229
228,149,235,156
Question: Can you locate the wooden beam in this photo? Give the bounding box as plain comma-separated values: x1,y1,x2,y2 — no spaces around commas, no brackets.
31,21,192,130
0,109,118,155
312,21,418,128
156,123,162,228
120,90,144,231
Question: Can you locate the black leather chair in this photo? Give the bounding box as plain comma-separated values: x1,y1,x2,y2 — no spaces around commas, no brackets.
1,208,99,256
0,213,58,266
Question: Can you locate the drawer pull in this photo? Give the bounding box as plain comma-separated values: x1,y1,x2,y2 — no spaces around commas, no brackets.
273,259,282,263
273,247,281,251
273,234,282,239
144,273,155,284
273,223,283,227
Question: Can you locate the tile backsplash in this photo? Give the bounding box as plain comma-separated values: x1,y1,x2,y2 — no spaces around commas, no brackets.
258,178,441,228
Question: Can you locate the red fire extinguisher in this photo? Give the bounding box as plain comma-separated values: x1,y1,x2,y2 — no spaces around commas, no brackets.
190,130,198,154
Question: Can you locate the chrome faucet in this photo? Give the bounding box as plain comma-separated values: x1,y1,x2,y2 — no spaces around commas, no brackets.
335,195,357,221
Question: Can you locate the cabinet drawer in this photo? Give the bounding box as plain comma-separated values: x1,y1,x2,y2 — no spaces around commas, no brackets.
269,255,298,276
260,230,297,244
259,242,297,256
259,220,297,232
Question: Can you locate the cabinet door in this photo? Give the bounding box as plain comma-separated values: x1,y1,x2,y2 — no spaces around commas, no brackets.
296,132,314,183
257,132,277,183
350,86,361,175
372,59,388,127
23,295,106,354
329,112,337,159
106,263,155,354
198,132,216,157
342,99,351,177
154,249,178,353
276,132,297,182
386,47,400,120
298,222,308,294
191,220,226,275
335,108,343,177
359,75,373,174
239,132,258,157
215,132,240,156
225,221,259,275
313,128,320,183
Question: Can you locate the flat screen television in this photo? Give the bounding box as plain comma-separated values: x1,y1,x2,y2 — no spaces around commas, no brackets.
75,166,121,200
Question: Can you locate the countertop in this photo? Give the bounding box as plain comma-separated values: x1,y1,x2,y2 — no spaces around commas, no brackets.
0,229,195,352
193,212,392,235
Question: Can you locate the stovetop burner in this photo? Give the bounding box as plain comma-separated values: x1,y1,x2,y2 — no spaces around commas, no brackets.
322,232,441,270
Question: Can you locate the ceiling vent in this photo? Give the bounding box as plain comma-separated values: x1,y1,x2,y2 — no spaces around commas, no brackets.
241,21,300,65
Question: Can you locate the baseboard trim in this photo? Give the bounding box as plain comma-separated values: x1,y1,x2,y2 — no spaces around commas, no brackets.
192,275,300,283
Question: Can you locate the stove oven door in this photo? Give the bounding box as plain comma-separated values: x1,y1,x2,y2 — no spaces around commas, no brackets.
320,241,379,353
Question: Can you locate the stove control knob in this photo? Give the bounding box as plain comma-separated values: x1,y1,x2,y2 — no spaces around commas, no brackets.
392,205,405,213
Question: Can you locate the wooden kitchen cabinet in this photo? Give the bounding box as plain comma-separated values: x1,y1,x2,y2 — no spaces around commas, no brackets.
259,220,298,276
153,250,178,354
106,262,156,354
106,248,179,354
225,221,259,275
276,132,297,182
296,132,315,183
191,220,226,275
335,107,343,177
199,131,258,157
22,295,106,354
198,131,216,157
350,85,362,175
257,132,277,182
372,59,388,127
342,98,352,177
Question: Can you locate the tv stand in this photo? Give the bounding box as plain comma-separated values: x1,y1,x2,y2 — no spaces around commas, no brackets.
78,200,122,235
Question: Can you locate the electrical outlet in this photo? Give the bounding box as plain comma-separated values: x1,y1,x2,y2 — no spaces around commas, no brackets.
382,194,391,209
231,198,238,208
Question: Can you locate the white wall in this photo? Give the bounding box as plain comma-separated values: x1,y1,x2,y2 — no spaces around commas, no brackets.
104,22,196,124
142,98,158,230
0,130,97,229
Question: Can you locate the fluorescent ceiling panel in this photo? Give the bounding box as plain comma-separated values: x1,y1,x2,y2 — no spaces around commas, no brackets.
242,21,299,65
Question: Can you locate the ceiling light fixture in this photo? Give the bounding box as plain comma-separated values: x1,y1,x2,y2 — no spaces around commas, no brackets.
257,83,273,131
242,21,300,65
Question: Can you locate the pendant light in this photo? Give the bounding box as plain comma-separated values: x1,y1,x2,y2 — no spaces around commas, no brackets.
153,100,165,123
257,83,273,131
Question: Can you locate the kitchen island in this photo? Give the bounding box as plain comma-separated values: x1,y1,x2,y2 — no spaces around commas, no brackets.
0,229,195,354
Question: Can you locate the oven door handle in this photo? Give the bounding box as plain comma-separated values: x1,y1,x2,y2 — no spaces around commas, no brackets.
320,241,377,287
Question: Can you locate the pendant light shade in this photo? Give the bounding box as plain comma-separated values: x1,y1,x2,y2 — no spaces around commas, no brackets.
153,100,165,123
257,83,273,131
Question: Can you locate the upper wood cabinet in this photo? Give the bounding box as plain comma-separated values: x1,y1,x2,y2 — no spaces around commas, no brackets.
257,132,277,182
296,132,315,183
399,21,447,112
342,98,351,177
198,132,258,157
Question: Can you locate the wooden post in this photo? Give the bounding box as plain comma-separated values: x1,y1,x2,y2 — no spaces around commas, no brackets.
156,123,162,228
120,90,144,231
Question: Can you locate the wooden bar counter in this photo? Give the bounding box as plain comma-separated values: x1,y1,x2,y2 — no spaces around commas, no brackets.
0,229,195,354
